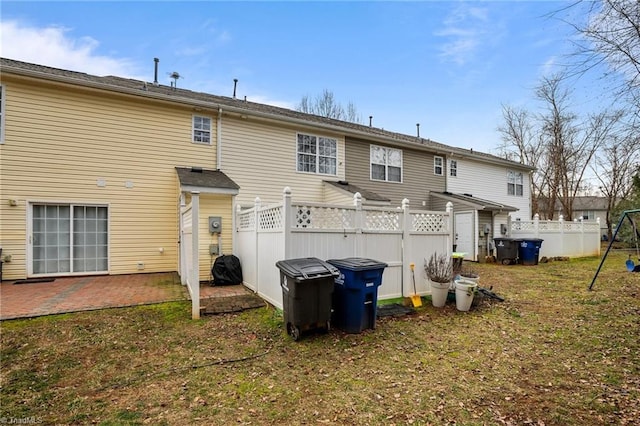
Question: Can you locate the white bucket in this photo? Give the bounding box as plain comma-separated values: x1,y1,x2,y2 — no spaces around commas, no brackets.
430,280,451,308
454,279,477,312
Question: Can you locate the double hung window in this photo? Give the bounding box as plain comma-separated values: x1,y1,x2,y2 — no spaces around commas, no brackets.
507,170,524,196
296,133,337,175
434,156,444,176
370,145,402,182
193,115,212,144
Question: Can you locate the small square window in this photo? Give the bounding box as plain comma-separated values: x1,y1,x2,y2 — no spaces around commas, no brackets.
193,115,212,144
450,160,457,177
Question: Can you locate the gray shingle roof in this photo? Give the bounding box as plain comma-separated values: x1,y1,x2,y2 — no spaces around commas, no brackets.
323,180,391,203
175,167,240,192
430,191,519,212
1,57,534,171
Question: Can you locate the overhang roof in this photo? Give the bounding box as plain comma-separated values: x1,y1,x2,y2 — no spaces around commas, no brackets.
430,191,519,212
323,180,391,203
176,167,240,195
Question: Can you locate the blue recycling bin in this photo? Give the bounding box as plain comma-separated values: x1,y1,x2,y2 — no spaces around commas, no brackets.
518,238,544,266
327,258,387,334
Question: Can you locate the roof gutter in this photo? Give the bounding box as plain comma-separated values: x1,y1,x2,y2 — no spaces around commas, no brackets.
3,63,534,170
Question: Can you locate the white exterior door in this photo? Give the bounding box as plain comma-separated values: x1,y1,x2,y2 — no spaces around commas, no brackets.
454,211,475,261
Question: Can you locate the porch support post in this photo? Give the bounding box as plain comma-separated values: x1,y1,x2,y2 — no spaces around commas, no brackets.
191,191,200,320
446,202,454,256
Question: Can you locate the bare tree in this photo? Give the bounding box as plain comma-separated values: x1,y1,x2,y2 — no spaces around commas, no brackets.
592,120,640,239
498,74,621,220
560,0,640,117
497,105,547,216
297,89,362,123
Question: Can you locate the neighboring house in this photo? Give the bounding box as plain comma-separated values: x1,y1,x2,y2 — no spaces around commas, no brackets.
0,57,533,282
539,196,616,237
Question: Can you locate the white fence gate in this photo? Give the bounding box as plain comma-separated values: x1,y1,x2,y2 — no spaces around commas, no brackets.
235,188,453,309
179,193,200,319
510,214,601,258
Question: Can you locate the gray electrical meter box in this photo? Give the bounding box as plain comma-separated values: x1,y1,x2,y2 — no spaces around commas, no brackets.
208,216,222,233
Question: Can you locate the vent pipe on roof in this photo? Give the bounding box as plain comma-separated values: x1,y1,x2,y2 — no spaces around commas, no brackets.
233,79,238,99
416,123,420,138
153,58,159,86
369,116,373,127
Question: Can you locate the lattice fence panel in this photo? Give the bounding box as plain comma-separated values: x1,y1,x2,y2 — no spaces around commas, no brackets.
412,212,448,232
237,211,255,231
364,210,401,231
258,206,283,231
293,205,355,229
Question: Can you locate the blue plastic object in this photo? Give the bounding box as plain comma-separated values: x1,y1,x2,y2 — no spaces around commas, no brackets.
327,258,387,334
519,238,544,266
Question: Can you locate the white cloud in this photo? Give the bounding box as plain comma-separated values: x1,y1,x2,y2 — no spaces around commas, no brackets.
435,4,493,66
0,20,144,79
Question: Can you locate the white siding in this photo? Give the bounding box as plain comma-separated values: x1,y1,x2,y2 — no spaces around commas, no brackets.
447,157,532,220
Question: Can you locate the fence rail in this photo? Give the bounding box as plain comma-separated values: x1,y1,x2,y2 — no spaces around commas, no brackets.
510,214,601,258
235,188,453,309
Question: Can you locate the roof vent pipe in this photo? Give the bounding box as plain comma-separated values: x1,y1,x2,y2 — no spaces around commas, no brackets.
369,116,373,127
233,79,238,99
153,58,159,86
416,123,420,138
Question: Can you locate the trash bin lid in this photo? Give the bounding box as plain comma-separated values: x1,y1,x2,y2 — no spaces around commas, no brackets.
326,257,388,271
276,257,339,279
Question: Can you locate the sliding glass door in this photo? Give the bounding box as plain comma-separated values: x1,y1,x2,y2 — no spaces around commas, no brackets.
32,204,108,275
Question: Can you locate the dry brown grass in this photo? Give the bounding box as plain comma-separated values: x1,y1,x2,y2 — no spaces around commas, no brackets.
1,250,639,425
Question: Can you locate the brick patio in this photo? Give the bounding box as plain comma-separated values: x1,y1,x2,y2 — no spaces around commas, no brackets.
0,272,264,320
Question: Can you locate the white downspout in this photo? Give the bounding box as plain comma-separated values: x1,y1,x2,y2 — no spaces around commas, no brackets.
217,107,223,169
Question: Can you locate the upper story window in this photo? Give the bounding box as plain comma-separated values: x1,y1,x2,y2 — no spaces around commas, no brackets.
0,85,4,144
370,145,402,182
507,170,524,196
192,115,212,144
434,156,444,176
296,133,337,175
450,159,457,177
581,211,595,220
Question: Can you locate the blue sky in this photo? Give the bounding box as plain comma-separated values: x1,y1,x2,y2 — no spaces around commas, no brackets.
1,1,591,154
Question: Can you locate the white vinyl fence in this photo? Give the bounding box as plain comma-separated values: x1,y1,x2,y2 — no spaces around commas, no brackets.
179,192,200,319
234,188,454,309
510,214,601,258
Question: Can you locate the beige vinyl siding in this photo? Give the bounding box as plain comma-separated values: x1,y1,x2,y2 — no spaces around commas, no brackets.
345,137,445,209
221,116,345,206
322,183,355,205
196,195,234,282
0,77,219,279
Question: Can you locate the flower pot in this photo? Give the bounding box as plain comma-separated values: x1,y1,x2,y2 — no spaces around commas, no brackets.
429,279,451,308
454,279,477,312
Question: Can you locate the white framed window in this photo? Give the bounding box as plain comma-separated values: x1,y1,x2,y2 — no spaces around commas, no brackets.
581,211,595,220
450,159,457,177
192,115,212,144
434,156,444,176
507,170,524,196
0,85,4,144
296,133,337,175
370,145,402,182
30,203,109,275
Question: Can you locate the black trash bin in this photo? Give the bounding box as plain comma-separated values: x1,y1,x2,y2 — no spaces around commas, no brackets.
275,257,339,341
518,238,544,266
493,237,521,265
326,258,387,334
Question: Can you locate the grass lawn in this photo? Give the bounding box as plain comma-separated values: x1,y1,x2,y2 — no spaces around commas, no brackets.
1,251,639,425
